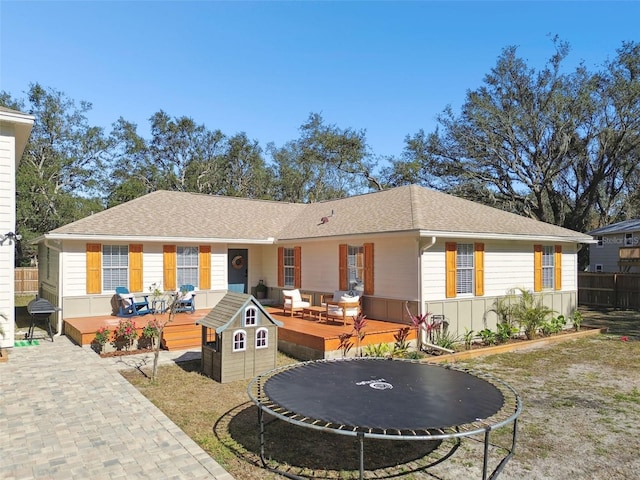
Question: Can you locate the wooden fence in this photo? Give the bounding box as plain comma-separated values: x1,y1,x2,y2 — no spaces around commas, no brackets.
578,273,640,309
15,267,38,294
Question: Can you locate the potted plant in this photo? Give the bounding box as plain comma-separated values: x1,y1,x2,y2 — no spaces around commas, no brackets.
255,280,267,299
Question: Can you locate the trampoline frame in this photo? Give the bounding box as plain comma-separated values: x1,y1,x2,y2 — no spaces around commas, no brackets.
247,357,522,480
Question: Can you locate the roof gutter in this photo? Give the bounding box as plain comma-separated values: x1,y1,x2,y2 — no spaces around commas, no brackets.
418,230,596,244
40,233,276,245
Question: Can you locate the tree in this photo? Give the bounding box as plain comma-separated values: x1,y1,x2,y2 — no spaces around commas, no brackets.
393,39,640,238
268,113,379,202
1,84,109,264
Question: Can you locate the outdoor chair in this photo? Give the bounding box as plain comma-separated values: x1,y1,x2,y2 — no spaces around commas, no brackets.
115,287,151,317
322,290,361,325
282,289,312,316
174,284,196,313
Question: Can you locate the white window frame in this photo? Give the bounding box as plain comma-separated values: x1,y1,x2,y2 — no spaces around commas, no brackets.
177,246,199,288
625,233,634,246
595,264,603,272
244,306,257,327
102,245,128,291
256,327,268,349
347,245,365,292
232,329,247,352
456,243,474,295
596,236,603,248
542,245,555,289
283,247,295,287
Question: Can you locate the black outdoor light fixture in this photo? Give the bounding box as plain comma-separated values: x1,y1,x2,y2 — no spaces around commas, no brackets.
0,231,22,246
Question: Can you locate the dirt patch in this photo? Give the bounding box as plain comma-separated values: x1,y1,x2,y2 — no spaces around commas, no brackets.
121,308,640,479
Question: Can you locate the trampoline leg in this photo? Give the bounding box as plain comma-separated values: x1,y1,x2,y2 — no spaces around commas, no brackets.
357,432,364,480
258,407,267,467
482,429,491,480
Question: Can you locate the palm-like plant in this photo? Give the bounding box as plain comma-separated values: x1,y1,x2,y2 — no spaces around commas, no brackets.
512,288,555,340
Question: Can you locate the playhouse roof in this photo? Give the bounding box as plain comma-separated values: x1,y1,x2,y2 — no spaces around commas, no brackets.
196,292,282,333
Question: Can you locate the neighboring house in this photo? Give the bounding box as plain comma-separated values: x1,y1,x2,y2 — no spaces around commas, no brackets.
588,220,640,273
34,185,594,337
0,106,34,355
197,291,282,383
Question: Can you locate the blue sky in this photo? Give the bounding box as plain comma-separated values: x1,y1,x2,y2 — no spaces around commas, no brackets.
2,1,639,160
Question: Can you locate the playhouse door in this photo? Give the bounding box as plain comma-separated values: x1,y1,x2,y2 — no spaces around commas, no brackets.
228,249,248,293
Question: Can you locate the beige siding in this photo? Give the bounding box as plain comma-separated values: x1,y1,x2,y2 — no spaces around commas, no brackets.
0,131,15,348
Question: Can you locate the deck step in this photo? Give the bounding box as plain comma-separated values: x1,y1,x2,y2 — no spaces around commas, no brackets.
161,324,201,351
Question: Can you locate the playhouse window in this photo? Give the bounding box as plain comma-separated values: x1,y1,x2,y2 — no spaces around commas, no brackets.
244,307,257,326
232,330,247,352
103,245,128,290
256,327,268,349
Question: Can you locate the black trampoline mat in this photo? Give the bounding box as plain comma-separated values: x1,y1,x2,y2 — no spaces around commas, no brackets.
263,359,505,431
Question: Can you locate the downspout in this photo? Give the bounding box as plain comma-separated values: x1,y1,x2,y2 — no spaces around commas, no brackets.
44,238,64,337
418,236,437,326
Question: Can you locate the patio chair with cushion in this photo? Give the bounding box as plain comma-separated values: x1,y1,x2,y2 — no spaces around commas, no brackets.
115,287,151,317
322,290,361,325
282,289,312,317
174,284,196,313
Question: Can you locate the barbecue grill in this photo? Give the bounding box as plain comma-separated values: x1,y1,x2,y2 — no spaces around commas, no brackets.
26,297,61,342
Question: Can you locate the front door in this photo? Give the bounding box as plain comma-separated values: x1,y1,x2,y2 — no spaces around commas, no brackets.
228,249,248,293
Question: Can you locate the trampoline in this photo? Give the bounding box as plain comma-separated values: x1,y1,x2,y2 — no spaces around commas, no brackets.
247,357,522,479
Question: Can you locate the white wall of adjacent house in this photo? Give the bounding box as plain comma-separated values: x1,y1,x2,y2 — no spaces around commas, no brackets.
0,126,16,348
588,234,636,272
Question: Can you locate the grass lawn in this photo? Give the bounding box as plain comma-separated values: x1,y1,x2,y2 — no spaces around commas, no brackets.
121,307,640,479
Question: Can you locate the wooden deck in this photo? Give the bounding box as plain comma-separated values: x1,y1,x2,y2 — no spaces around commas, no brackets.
63,307,415,360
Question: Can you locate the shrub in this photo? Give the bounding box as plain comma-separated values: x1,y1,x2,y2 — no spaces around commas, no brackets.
512,288,555,340
94,326,110,346
479,328,497,346
113,318,138,350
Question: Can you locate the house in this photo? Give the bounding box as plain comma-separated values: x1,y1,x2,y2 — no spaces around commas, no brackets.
0,106,34,358
34,185,594,339
197,292,282,383
587,220,640,272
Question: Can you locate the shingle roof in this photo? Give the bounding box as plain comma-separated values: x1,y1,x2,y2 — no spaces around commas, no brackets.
588,219,640,235
47,185,592,242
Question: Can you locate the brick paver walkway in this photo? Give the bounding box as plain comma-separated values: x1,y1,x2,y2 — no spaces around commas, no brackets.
0,336,233,479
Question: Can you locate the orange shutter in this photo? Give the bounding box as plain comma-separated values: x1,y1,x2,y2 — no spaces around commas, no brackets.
339,244,348,291
364,243,374,295
474,243,484,296
554,245,562,290
277,247,284,287
163,245,177,291
199,245,211,290
294,246,302,288
129,244,143,292
445,242,457,298
86,243,102,294
533,245,543,292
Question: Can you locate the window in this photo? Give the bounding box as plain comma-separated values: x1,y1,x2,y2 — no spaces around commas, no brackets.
625,233,634,246
232,330,247,352
177,246,199,287
595,264,603,272
339,243,374,295
244,306,257,326
542,245,555,289
256,327,268,349
347,245,364,292
282,247,295,287
456,244,474,294
445,242,484,298
596,236,603,248
103,245,128,291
